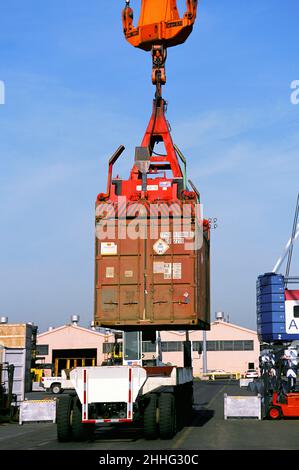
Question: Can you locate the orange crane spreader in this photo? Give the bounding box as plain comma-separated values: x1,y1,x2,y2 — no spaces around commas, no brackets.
122,0,198,93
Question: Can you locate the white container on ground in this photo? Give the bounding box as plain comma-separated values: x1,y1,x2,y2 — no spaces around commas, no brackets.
2,348,31,402
224,393,262,420
19,400,57,424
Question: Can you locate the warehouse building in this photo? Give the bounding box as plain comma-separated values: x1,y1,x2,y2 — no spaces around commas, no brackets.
160,313,260,377
36,313,259,378
36,316,115,376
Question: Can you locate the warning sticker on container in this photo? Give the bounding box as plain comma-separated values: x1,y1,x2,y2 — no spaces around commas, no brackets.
172,263,182,279
173,232,195,244
101,242,117,256
173,237,184,244
153,238,170,255
164,263,172,279
106,267,115,278
155,262,182,280
124,270,133,278
153,262,165,274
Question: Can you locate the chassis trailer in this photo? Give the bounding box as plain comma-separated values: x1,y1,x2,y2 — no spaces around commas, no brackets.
57,331,194,441
57,364,193,441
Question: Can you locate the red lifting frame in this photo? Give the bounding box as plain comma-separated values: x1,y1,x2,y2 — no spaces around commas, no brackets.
130,99,183,181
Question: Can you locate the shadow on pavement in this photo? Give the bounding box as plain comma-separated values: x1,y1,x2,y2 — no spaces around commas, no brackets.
185,408,215,428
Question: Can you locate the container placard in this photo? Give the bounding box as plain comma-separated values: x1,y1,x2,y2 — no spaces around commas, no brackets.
164,263,172,279
101,242,117,256
124,270,133,278
106,267,115,278
153,262,165,274
173,263,182,279
153,239,170,255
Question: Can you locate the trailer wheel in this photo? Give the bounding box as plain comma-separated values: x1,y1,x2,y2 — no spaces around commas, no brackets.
159,393,176,440
51,383,62,395
268,406,282,420
143,394,158,440
57,395,73,442
72,398,94,442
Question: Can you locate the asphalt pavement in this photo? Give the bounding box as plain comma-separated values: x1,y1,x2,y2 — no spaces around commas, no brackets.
1,380,299,450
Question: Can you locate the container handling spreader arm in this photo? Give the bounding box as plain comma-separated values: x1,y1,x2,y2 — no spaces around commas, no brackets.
122,0,198,100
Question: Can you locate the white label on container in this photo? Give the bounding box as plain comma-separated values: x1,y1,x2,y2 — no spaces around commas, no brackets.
173,231,195,244
101,242,117,256
160,232,172,244
106,267,115,278
174,231,195,239
154,262,165,274
164,263,172,279
124,270,133,278
173,263,182,279
136,185,159,191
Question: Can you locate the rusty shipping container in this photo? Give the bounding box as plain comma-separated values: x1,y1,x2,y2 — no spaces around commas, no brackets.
94,100,210,331
95,215,210,331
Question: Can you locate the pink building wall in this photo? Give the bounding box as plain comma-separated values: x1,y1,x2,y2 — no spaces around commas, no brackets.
161,320,260,376
37,320,259,378
37,325,115,374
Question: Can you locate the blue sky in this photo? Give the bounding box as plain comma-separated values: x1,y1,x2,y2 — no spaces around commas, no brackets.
0,0,298,332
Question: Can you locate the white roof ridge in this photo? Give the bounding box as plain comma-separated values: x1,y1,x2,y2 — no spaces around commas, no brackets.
37,324,114,338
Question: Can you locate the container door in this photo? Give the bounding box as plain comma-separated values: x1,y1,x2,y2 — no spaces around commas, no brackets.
95,220,146,326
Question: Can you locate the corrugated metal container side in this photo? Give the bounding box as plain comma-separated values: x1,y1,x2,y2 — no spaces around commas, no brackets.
257,323,286,335
94,214,210,331
257,273,284,287
257,285,285,296
257,293,285,304
257,312,286,324
257,303,285,313
2,348,32,402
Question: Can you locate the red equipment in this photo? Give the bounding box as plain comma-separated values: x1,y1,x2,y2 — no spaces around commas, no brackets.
93,1,210,332
122,0,199,52
268,391,299,419
94,96,210,331
122,1,199,91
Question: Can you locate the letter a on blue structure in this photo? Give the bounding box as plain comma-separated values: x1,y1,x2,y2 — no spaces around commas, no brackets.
289,319,299,330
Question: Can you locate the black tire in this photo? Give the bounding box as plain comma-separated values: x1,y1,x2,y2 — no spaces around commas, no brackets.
51,383,62,395
72,398,94,442
143,394,158,440
57,395,73,442
159,393,177,440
